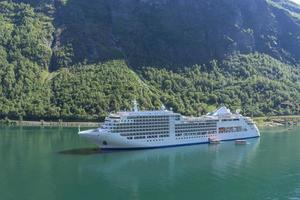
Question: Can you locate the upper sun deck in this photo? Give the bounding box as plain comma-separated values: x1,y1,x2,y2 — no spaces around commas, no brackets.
109,110,177,118
108,100,177,118
106,103,244,122
181,114,242,122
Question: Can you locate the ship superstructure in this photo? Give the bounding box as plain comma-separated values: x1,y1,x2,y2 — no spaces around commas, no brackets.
79,101,260,150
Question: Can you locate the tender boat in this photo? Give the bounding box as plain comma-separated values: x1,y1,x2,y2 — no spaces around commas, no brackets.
209,137,221,144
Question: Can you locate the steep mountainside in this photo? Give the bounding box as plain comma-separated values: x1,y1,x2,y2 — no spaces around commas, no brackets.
19,0,300,69
12,0,300,69
0,0,299,120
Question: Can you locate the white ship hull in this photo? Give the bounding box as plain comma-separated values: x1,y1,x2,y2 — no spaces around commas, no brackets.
79,122,260,150
79,105,260,150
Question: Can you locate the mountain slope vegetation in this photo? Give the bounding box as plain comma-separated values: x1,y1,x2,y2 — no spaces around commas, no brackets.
0,0,299,120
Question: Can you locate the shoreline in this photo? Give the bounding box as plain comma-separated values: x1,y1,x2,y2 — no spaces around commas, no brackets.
253,115,300,127
0,115,299,128
0,120,101,128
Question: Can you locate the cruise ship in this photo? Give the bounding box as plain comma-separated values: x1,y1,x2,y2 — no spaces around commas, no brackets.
79,101,260,150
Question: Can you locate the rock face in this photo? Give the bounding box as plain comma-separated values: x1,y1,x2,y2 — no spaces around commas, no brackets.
43,0,300,69
11,0,300,69
110,0,300,68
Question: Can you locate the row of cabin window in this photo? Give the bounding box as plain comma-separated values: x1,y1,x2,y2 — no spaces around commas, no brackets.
114,128,169,133
120,131,169,136
132,117,170,120
175,125,217,128
181,120,218,123
116,121,169,126
106,120,170,125
175,127,217,130
126,137,166,142
159,134,169,137
114,125,169,128
147,135,169,138
175,123,217,126
127,135,169,140
176,123,217,127
218,126,246,133
132,120,169,123
175,128,216,131
175,125,217,129
147,139,164,142
125,136,146,140
176,131,216,136
221,118,240,122
113,127,169,131
176,135,209,139
175,126,216,129
175,128,216,132
114,123,169,128
113,125,216,130
128,115,171,118
133,117,170,120
147,135,158,138
182,122,217,124
120,120,169,124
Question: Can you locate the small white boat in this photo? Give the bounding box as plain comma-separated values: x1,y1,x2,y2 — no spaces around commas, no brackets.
209,137,220,144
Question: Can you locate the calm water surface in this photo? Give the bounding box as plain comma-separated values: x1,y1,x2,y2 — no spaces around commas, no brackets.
0,126,300,200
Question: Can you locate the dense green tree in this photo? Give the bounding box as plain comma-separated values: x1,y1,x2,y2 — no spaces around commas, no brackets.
0,1,299,121
140,53,300,117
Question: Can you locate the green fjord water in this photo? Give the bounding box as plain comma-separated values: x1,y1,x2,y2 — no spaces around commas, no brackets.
0,126,300,200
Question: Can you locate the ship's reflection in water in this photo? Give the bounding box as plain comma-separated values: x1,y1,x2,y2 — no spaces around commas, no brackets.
74,139,260,197
59,148,101,155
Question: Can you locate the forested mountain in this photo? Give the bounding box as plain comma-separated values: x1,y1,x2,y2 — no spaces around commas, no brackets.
0,0,299,120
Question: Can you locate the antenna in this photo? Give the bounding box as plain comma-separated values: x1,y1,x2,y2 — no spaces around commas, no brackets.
133,99,139,112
